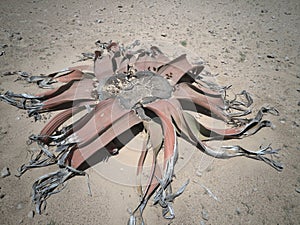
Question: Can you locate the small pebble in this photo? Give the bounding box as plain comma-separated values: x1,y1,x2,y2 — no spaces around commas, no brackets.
161,33,167,37
279,119,286,124
17,203,23,210
295,187,300,193
200,220,206,225
1,167,10,178
95,19,104,23
236,207,241,215
0,193,5,199
267,54,275,59
201,209,209,221
27,210,34,219
196,170,202,177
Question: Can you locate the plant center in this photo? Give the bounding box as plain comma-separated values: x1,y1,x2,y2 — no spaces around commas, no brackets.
98,71,173,109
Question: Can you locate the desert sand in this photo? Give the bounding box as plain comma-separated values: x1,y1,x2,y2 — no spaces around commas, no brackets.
0,0,299,224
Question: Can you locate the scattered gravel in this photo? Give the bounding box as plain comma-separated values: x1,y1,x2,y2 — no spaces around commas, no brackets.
0,0,299,224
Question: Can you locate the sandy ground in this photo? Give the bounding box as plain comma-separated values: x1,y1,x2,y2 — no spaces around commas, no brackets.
0,0,299,224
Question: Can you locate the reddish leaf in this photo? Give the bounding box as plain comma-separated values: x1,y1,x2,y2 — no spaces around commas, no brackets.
70,111,141,169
